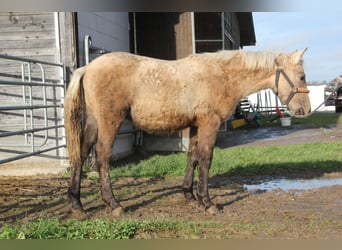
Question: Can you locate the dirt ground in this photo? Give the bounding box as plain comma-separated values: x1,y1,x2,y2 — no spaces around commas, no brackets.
1,122,342,239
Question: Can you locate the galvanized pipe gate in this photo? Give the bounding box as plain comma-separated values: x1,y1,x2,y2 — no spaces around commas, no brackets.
0,54,66,164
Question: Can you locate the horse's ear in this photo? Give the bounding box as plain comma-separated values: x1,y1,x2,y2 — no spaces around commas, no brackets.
291,48,308,64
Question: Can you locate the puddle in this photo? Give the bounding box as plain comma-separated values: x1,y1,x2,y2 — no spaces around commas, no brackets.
244,177,342,192
217,124,307,148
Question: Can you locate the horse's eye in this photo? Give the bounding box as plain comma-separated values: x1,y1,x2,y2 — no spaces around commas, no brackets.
299,74,306,81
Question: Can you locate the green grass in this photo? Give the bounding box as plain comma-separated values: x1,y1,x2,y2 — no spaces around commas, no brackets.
291,112,342,127
0,218,138,239
107,142,342,179
109,153,187,178
0,218,220,239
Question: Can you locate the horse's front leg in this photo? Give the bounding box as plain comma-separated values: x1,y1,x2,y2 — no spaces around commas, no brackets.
196,116,221,215
197,148,217,214
183,126,198,202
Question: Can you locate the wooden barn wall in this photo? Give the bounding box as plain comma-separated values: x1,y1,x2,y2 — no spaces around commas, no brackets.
174,12,193,58
0,12,65,159
135,12,177,59
135,12,193,60
0,12,57,60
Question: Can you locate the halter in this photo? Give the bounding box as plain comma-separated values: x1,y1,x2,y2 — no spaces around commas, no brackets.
274,67,310,106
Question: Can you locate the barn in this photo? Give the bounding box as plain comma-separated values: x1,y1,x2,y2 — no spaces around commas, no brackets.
0,12,255,171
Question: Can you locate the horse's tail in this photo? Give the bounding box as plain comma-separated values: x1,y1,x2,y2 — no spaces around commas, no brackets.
64,66,86,164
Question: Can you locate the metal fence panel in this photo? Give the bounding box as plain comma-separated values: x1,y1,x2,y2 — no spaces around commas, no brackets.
0,54,66,164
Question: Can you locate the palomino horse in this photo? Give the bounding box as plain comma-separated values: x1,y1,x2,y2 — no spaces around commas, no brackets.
64,49,311,216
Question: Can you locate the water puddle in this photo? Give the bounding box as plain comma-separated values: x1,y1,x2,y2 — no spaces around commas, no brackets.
244,177,342,192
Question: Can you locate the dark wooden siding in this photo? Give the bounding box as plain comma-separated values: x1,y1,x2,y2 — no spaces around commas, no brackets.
135,12,179,59
230,13,241,49
134,12,195,60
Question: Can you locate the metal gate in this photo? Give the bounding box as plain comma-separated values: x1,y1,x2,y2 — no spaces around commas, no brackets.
0,54,66,164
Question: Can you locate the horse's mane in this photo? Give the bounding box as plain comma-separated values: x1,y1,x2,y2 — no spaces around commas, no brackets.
241,51,278,71
199,50,301,71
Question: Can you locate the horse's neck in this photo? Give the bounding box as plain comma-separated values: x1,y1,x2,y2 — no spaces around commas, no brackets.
216,53,276,98
235,69,274,98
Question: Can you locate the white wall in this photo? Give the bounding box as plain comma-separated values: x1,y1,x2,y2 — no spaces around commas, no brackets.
307,85,334,112
247,85,334,113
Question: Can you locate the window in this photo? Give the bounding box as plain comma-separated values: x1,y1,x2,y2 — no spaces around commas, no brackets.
193,12,234,53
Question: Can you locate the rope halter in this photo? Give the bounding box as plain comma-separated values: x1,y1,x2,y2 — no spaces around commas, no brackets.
274,66,310,106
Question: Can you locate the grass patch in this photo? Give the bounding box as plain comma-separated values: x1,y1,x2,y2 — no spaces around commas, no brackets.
211,142,342,176
109,153,187,179
0,218,138,239
0,218,221,239
291,112,342,127
107,142,342,179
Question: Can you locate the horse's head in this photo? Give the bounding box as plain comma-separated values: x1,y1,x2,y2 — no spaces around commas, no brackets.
273,49,311,117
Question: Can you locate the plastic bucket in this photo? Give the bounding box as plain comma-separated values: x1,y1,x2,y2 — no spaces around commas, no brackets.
280,117,291,127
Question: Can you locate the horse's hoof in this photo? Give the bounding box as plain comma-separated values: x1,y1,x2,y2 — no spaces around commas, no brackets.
184,193,197,203
205,205,219,215
111,206,125,218
71,208,89,220
71,207,84,214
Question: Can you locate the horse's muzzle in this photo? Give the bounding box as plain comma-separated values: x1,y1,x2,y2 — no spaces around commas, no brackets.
294,107,311,117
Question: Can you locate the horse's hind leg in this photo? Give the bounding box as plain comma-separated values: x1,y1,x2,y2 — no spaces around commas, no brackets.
183,126,199,202
68,116,98,212
95,116,125,217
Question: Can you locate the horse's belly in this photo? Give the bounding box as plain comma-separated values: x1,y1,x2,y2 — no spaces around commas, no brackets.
130,108,193,135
